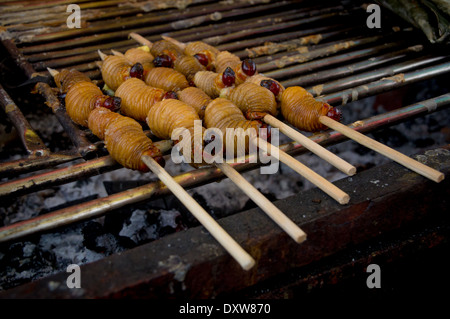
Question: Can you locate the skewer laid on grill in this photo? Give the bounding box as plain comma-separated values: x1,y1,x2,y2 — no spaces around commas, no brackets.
93,52,307,244
47,67,256,271
125,35,351,204
156,34,444,184
130,33,356,176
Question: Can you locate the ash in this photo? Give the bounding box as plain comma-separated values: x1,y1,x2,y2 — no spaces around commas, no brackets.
1,78,449,291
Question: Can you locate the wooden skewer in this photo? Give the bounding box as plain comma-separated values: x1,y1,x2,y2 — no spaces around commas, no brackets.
142,155,255,270
97,49,108,61
47,67,58,77
263,114,356,176
216,162,307,243
252,136,350,205
110,49,124,57
47,66,255,271
161,35,187,50
128,32,153,48
319,116,444,183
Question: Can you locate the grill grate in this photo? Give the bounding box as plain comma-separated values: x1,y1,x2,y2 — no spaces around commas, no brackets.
0,0,449,297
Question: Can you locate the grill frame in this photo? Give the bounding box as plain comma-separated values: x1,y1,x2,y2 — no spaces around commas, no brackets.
1,0,449,297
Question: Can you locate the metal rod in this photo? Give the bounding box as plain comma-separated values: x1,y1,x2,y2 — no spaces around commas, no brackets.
308,54,448,97
257,34,387,73
0,140,173,198
322,61,450,106
282,44,424,87
0,151,80,180
201,8,345,46
0,35,39,78
271,41,406,82
219,24,347,55
34,82,97,159
16,0,290,48
0,84,49,157
1,93,449,243
239,27,354,59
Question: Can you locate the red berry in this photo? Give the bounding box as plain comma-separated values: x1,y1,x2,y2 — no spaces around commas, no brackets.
163,91,178,100
241,59,256,76
222,67,235,87
153,54,173,68
260,79,281,96
129,63,144,79
326,105,342,122
194,53,209,67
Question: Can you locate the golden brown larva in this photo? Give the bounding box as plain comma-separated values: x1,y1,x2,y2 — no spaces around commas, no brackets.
144,67,189,92
88,107,163,171
220,82,277,120
280,86,342,132
115,78,166,122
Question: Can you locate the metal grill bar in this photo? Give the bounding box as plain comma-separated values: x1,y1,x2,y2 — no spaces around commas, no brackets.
0,84,48,157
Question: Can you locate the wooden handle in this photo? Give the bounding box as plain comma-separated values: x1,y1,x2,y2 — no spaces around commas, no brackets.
252,137,350,205
141,155,255,270
264,114,356,176
216,162,307,243
319,116,444,183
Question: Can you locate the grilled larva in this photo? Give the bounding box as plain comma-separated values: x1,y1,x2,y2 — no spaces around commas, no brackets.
115,78,166,122
162,36,220,70
144,67,189,92
88,107,164,172
53,68,91,93
65,81,119,127
193,68,235,98
178,87,212,119
215,51,257,85
245,74,285,102
146,99,200,140
204,98,263,152
150,39,184,65
146,99,205,166
100,55,144,91
124,46,154,65
173,54,206,82
220,82,277,120
280,86,342,132
123,46,154,75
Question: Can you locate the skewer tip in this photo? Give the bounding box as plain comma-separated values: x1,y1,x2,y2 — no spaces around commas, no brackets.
129,32,153,48
46,67,59,77
111,49,124,57
97,49,107,61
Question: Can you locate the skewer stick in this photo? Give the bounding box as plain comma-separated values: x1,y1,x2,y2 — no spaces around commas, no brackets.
141,155,256,271
128,32,153,48
47,67,58,77
252,137,350,205
111,49,124,57
161,35,187,50
319,116,444,183
216,162,307,243
263,114,356,176
97,49,108,61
